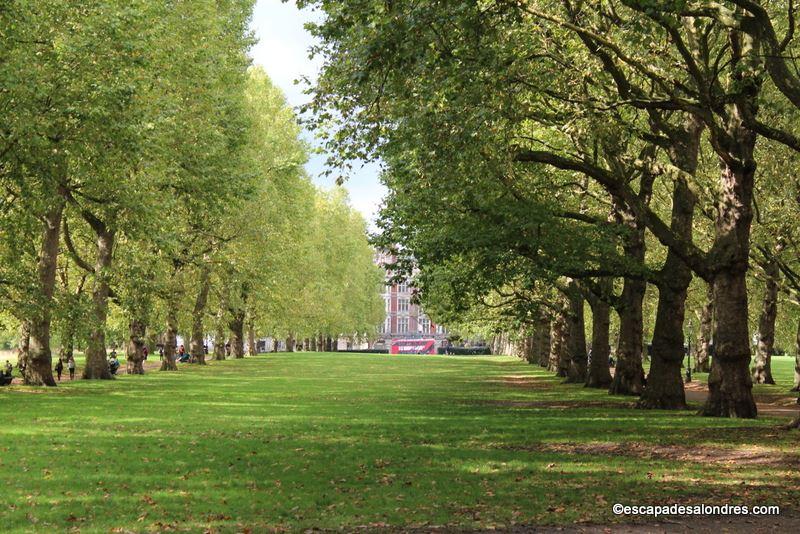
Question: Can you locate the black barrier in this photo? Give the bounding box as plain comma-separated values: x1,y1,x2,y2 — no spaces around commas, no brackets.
437,347,492,355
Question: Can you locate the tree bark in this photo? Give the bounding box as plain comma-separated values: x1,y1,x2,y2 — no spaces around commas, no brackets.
694,284,714,373
286,334,295,353
609,205,646,396
752,259,779,384
547,313,566,374
610,275,646,396
585,282,612,389
247,317,257,356
701,94,759,417
550,306,568,376
564,282,587,383
229,310,245,358
25,200,65,386
536,314,551,367
83,225,114,380
160,310,178,371
189,265,211,365
702,268,757,417
639,116,702,409
310,336,318,351
126,318,146,375
214,308,225,361
792,318,800,392
17,321,31,378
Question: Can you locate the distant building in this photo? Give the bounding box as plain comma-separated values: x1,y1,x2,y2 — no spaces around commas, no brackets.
374,250,448,347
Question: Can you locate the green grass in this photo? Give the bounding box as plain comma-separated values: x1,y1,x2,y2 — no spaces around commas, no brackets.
1,353,798,532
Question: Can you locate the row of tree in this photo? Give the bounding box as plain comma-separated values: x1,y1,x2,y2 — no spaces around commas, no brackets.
1,1,384,386
301,0,800,418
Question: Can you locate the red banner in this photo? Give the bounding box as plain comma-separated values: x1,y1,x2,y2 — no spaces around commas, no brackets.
390,339,436,355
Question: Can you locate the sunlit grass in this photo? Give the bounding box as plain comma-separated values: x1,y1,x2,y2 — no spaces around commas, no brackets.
1,352,798,531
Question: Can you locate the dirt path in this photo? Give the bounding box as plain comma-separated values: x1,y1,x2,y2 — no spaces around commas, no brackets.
495,511,800,533
3,358,172,386
683,381,799,418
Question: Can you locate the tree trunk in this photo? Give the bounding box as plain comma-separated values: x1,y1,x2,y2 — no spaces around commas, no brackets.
610,276,646,396
536,315,551,367
639,277,690,409
701,99,759,417
550,306,570,378
694,284,714,373
752,259,779,384
126,319,146,375
25,200,65,386
17,321,31,378
792,318,800,392
247,317,257,356
214,318,226,361
609,206,646,396
310,336,318,351
189,265,211,365
286,334,295,353
639,117,701,409
550,307,568,375
585,284,612,389
83,226,114,380
229,310,245,358
702,269,756,417
640,193,696,409
564,282,587,383
160,310,179,371
325,336,333,352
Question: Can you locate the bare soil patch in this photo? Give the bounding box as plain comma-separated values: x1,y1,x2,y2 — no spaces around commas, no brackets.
498,441,800,468
475,399,635,410
485,375,554,389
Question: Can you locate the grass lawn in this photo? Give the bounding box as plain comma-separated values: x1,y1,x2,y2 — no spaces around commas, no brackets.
1,353,798,532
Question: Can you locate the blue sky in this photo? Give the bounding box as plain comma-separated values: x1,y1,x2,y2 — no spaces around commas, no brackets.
249,0,386,227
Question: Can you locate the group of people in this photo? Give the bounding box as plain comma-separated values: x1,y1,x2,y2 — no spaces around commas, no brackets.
3,342,201,384
1,356,76,383
53,356,77,381
157,344,205,363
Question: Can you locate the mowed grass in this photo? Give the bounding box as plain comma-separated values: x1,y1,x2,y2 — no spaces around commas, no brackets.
1,353,798,532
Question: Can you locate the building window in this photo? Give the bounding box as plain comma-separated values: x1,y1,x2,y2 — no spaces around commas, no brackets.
398,298,409,313
436,324,445,334
419,316,430,333
398,317,409,333
384,297,390,312
398,282,408,293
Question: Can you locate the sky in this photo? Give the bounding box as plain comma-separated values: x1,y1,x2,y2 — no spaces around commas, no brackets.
249,0,386,227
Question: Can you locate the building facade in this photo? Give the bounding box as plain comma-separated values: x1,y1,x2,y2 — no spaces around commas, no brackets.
374,251,448,347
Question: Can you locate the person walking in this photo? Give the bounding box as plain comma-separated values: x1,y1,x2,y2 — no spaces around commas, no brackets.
67,356,76,380
54,358,64,381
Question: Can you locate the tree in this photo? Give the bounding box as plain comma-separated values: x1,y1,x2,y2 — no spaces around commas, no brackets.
300,0,793,417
